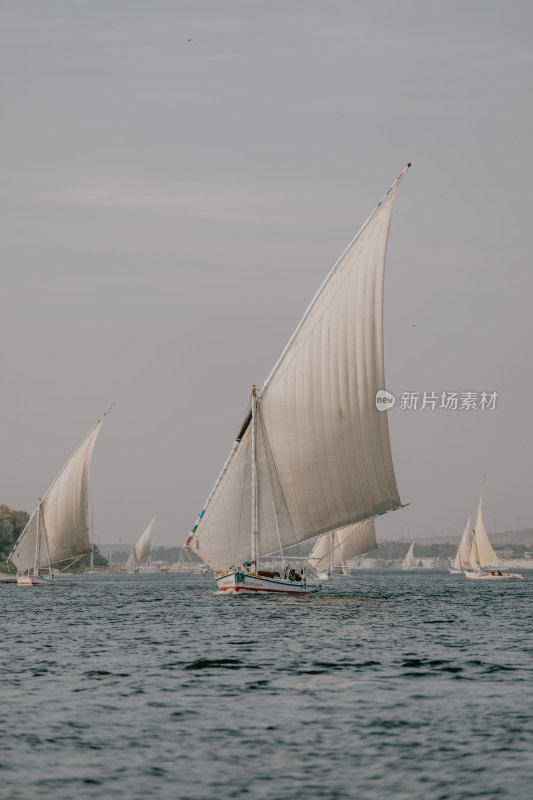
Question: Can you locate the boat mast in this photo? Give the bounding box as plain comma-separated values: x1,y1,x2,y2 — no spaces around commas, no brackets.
472,475,486,572
251,385,258,573
331,531,335,573
33,498,41,576
90,511,94,571
42,511,53,578
471,531,480,571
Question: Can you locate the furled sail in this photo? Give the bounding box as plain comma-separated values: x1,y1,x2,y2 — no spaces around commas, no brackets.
469,482,497,570
190,167,410,570
402,541,416,570
454,518,471,570
8,413,108,572
307,520,377,574
127,516,156,571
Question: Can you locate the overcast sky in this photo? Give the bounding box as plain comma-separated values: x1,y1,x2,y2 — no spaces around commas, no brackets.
1,0,532,547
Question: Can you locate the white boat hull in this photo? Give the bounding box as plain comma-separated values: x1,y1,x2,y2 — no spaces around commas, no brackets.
465,570,524,581
318,570,348,581
449,568,463,574
17,573,55,586
216,570,320,594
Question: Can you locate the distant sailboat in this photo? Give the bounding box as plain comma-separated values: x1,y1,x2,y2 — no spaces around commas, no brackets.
465,478,524,580
449,518,471,574
127,516,157,573
186,165,411,593
308,520,377,581
7,405,114,585
171,548,208,574
402,540,417,570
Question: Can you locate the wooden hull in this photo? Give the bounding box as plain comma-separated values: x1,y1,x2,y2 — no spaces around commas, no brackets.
215,570,320,594
17,573,54,586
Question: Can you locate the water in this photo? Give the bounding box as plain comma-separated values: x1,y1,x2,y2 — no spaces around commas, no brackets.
2,571,532,800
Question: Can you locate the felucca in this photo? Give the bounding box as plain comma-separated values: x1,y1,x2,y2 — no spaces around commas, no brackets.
401,540,417,570
465,478,524,580
449,518,471,574
185,165,411,593
126,516,157,573
308,520,377,581
7,405,114,585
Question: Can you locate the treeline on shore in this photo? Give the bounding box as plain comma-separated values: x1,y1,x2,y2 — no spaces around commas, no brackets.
0,505,29,564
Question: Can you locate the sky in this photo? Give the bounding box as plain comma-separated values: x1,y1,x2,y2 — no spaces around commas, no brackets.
1,0,532,547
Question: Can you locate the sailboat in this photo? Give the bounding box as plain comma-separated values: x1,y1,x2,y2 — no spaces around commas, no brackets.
6,405,114,585
185,165,411,593
449,518,471,573
126,516,157,573
308,520,376,581
465,478,524,580
171,548,210,574
402,540,417,570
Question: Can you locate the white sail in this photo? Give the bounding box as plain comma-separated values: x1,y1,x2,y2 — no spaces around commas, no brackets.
469,481,497,570
189,167,409,570
454,518,471,570
127,516,156,571
307,520,377,574
402,541,416,570
8,414,107,572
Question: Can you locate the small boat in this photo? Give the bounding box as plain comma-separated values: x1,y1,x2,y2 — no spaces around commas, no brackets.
185,166,411,593
449,518,471,573
16,571,55,586
6,406,113,585
402,540,417,570
308,520,376,581
127,516,157,573
465,478,524,580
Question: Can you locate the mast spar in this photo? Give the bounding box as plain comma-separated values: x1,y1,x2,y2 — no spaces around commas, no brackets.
251,385,258,573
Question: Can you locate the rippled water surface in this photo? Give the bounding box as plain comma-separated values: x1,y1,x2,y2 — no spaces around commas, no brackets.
2,571,533,799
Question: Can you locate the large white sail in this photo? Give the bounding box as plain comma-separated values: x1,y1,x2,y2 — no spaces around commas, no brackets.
454,518,471,570
469,481,497,570
402,541,416,569
189,167,409,570
8,413,108,572
127,516,156,571
307,520,377,574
